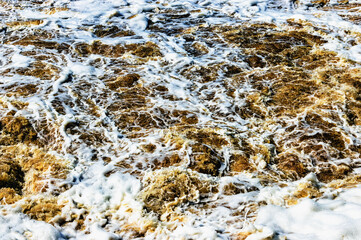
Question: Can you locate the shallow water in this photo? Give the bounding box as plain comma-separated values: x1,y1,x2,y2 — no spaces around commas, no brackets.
1,0,361,239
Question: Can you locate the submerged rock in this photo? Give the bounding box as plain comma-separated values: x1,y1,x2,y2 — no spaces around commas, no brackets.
0,144,69,205
0,116,37,145
21,197,64,223
0,159,24,201
139,167,217,217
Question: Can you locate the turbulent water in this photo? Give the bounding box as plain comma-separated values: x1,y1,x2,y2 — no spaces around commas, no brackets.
1,0,361,239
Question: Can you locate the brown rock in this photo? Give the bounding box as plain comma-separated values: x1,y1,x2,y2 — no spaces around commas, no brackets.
139,168,216,216
0,188,22,204
132,42,162,58
229,154,254,173
92,25,134,38
0,159,24,192
22,197,63,222
317,164,352,182
107,73,140,90
0,116,37,144
276,154,306,180
189,143,222,176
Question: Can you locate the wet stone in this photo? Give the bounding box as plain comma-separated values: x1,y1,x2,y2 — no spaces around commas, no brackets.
0,188,22,204
131,42,162,58
107,73,140,90
92,25,134,38
189,143,222,176
229,154,255,173
0,116,37,144
0,159,24,193
21,197,63,222
185,129,229,149
317,164,352,182
222,182,259,195
15,61,60,80
3,83,38,97
152,153,183,169
275,154,307,180
139,168,217,216
73,41,125,57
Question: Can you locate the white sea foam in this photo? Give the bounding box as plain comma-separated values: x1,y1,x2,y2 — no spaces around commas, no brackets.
251,186,361,240
0,211,64,240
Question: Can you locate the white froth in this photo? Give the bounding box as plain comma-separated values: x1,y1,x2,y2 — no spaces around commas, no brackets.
0,212,64,240
10,53,32,68
251,188,361,240
128,14,149,31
